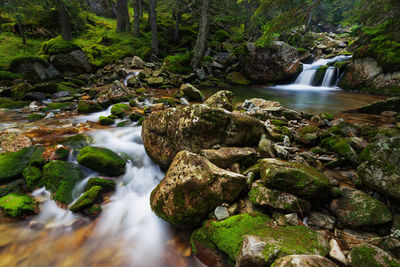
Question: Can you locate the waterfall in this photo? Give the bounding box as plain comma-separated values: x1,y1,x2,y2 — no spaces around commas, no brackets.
321,67,336,87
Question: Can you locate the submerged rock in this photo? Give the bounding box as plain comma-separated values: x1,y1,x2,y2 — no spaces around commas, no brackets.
142,104,265,166
260,158,331,200
330,187,392,227
191,213,329,266
0,193,37,217
77,146,126,176
150,150,246,228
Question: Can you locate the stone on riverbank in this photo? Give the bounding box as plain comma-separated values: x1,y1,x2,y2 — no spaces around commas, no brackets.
0,193,37,217
77,146,126,176
0,147,34,184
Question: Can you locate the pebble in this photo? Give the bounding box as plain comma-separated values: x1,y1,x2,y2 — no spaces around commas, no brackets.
284,213,299,226
329,239,348,265
214,206,230,221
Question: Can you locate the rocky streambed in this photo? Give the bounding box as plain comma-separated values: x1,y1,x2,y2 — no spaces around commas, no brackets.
0,79,400,266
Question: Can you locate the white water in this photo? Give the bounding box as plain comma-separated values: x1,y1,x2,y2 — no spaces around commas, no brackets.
321,67,337,87
30,125,168,266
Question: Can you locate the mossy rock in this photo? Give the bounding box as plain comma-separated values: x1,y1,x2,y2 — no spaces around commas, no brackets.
326,122,359,137
11,82,32,100
77,100,102,114
77,146,126,176
31,82,59,93
0,98,30,109
69,186,103,213
42,161,84,204
155,97,177,107
295,125,320,146
330,187,392,227
111,103,131,118
260,158,331,200
313,65,328,86
22,165,43,191
40,35,81,55
0,147,34,185
321,136,359,165
61,134,93,150
271,119,288,127
9,56,49,72
0,193,37,217
192,213,329,265
226,72,251,86
0,71,22,81
164,52,193,74
85,177,116,192
43,102,76,112
99,115,115,125
319,112,334,121
348,244,400,267
27,113,45,122
358,97,400,114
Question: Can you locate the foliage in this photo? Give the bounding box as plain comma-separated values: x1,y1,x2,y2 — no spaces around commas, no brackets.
40,35,81,55
164,52,193,74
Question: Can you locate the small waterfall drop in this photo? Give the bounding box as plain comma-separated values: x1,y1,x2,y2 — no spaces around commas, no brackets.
321,67,337,87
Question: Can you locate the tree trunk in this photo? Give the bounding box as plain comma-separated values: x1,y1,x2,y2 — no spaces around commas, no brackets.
192,0,210,68
57,0,72,41
139,0,143,18
174,11,182,41
244,1,251,33
116,0,131,32
16,17,26,45
306,6,313,31
149,0,158,55
133,0,141,37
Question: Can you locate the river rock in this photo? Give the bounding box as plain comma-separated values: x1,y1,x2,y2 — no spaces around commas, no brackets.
150,150,246,228
330,187,392,227
258,137,276,158
77,146,126,176
329,239,348,265
191,213,329,266
108,80,130,103
260,158,331,200
50,50,92,73
180,83,204,102
241,41,302,83
358,97,400,114
0,194,37,217
214,206,230,221
142,104,265,166
69,186,103,212
43,161,84,204
10,57,60,81
200,147,257,169
348,244,400,267
130,56,145,69
308,212,337,230
203,90,234,111
77,100,102,114
358,137,400,202
248,182,310,213
0,133,32,152
295,126,320,146
0,147,34,184
272,255,338,267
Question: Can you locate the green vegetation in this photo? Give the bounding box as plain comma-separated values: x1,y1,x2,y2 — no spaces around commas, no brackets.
40,35,81,55
69,186,103,212
164,52,193,74
77,146,126,176
0,193,37,217
0,147,34,184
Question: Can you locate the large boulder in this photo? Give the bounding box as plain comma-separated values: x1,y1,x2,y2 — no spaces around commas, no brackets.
150,150,246,228
142,104,266,167
203,90,234,111
272,255,338,267
358,97,400,114
50,50,92,74
240,42,302,83
0,193,37,217
200,147,257,169
358,137,400,202
0,147,34,184
9,57,59,81
191,213,329,266
330,187,392,227
340,58,400,95
348,243,400,267
77,146,126,176
260,158,331,200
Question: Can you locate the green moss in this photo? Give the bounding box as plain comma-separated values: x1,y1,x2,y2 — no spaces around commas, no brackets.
40,35,81,55
0,98,29,109
0,147,34,185
22,165,43,191
69,186,103,212
28,147,46,168
164,52,193,74
313,66,328,86
0,179,26,198
213,30,230,42
27,113,45,122
86,204,102,216
42,161,84,204
111,103,131,118
42,102,75,112
31,82,58,93
99,115,115,125
319,113,334,121
85,177,116,192
321,136,359,164
61,134,93,150
11,82,32,100
191,227,217,255
154,97,177,107
77,100,102,114
9,56,49,72
0,193,37,217
226,72,251,85
0,70,22,80
350,244,400,267
77,146,126,176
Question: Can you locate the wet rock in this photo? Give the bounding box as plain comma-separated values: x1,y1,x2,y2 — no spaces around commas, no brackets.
0,194,37,217
308,212,336,230
191,213,329,265
348,243,400,267
358,97,400,114
272,255,338,267
358,137,400,202
61,134,93,150
147,76,164,86
99,115,115,125
274,144,289,159
226,71,251,85
43,161,84,204
258,137,276,158
330,187,392,227
338,229,380,248
284,213,300,226
180,83,204,102
130,56,145,69
249,182,310,213
214,206,230,221
241,41,302,83
111,103,131,118
200,147,257,169
295,125,320,146
77,146,126,177
85,177,116,192
0,147,34,184
260,158,331,200
150,150,246,228
203,90,234,111
142,104,265,166
321,136,359,165
108,81,130,103
77,99,102,114
69,186,103,213
329,239,348,265
50,50,92,73
180,97,190,106
0,133,32,152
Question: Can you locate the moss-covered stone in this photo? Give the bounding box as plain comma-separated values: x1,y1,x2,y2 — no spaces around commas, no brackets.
77,146,126,176
330,187,392,227
22,165,43,191
192,213,329,265
77,100,102,114
69,186,103,213
327,122,359,137
42,161,84,204
321,136,360,165
226,72,251,85
27,113,45,122
313,65,328,86
0,147,34,185
110,103,131,118
0,193,37,217
0,179,26,198
260,158,331,200
271,118,288,127
0,70,22,80
99,115,115,125
348,244,400,267
358,97,400,114
61,134,93,150
0,98,30,109
40,35,81,55
295,125,320,146
85,177,116,192
11,82,32,100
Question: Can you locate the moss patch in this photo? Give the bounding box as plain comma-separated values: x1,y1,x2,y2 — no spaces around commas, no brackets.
69,186,103,212
0,193,37,217
77,146,126,176
0,147,34,184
